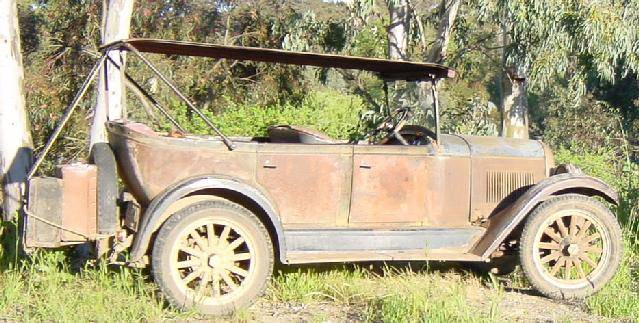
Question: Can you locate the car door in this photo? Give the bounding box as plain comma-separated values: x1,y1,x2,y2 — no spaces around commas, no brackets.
348,144,436,226
256,143,353,228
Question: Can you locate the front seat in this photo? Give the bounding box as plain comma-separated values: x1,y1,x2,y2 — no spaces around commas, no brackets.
267,125,344,144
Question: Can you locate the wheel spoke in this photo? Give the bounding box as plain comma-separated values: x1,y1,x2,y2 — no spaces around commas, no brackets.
206,223,216,249
564,258,573,280
219,226,231,245
537,242,560,250
226,237,245,251
569,216,579,238
176,259,200,269
574,258,587,279
544,228,562,243
576,220,592,240
220,270,239,291
182,269,202,285
211,274,221,297
540,251,561,263
549,257,565,276
583,245,603,255
179,246,204,258
224,264,249,277
231,252,251,261
578,253,598,268
556,218,569,237
196,271,211,296
583,232,602,245
190,229,208,251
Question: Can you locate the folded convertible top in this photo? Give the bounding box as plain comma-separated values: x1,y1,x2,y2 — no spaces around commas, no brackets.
102,38,455,80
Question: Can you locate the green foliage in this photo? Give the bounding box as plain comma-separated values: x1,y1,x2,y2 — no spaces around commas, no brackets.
553,149,621,189
0,222,190,321
473,0,639,93
554,148,639,320
587,250,639,319
163,89,365,140
440,81,500,136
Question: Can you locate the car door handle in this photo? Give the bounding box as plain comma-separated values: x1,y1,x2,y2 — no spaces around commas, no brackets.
359,165,372,169
263,165,277,169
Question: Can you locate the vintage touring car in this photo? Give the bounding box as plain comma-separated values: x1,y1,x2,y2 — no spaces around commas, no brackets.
23,39,622,314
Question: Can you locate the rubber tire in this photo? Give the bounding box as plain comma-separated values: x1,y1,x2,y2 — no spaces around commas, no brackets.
152,200,274,315
519,194,623,300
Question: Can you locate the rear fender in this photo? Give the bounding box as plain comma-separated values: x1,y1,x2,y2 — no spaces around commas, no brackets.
471,173,618,259
128,175,286,263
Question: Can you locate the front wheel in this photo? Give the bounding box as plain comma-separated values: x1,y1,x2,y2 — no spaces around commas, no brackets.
519,194,622,299
152,200,273,315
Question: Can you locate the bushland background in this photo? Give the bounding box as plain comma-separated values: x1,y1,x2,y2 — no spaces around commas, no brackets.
0,0,638,321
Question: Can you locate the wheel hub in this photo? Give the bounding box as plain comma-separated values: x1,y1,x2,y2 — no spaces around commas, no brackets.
208,254,221,268
566,243,580,256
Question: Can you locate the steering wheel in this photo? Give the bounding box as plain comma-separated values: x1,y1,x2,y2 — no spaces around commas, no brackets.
367,107,411,143
390,125,437,145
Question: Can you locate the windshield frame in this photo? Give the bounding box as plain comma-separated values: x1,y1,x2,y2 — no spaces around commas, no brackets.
383,78,441,142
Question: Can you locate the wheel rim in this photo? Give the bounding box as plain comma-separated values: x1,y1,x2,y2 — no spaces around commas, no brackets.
532,209,611,288
169,216,255,305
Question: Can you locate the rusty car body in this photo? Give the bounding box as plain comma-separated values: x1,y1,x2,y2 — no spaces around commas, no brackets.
22,39,623,315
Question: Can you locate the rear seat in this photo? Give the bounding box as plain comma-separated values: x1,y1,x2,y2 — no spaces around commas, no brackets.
267,125,346,144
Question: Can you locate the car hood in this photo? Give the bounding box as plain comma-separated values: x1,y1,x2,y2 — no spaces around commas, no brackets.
439,134,546,158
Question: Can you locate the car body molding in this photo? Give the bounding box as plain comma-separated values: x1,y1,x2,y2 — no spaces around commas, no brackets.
471,172,618,259
128,175,286,263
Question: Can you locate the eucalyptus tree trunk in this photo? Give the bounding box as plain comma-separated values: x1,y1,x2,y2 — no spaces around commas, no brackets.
502,73,529,138
426,0,461,63
90,0,134,147
416,0,461,127
500,19,529,139
387,0,409,61
0,0,33,220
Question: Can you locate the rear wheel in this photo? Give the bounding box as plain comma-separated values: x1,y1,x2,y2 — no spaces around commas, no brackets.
152,200,273,315
519,194,622,299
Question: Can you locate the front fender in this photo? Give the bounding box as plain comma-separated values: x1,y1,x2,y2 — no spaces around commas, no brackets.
471,173,618,259
128,175,286,263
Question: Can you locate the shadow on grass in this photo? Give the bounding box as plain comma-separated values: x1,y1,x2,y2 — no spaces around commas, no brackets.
0,221,21,271
273,259,507,285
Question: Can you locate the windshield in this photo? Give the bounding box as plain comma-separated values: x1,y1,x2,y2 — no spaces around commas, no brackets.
386,80,437,133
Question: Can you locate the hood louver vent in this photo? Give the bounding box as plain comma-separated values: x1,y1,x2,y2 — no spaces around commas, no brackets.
486,171,534,203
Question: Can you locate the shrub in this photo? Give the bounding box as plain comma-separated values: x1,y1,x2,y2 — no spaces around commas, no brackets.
160,88,365,140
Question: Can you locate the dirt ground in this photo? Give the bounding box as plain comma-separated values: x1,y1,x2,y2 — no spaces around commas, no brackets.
247,287,612,323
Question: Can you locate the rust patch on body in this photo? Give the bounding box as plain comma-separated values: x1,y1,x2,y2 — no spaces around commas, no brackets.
349,148,430,225
257,145,352,227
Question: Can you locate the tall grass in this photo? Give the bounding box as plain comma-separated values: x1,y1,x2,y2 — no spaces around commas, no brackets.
268,264,503,322
555,149,639,319
0,223,191,321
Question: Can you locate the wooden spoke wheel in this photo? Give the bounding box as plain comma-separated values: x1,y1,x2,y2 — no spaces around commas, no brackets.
520,194,622,300
152,200,273,315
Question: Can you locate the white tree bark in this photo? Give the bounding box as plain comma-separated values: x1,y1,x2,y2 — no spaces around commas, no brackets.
0,0,33,219
502,74,529,138
387,0,409,61
500,17,529,139
415,0,461,127
426,0,461,63
90,0,134,147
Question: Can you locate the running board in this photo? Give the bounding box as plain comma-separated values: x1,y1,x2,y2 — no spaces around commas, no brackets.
282,228,485,264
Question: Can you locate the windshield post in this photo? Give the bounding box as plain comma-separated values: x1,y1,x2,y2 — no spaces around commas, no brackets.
383,81,391,116
431,78,440,141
